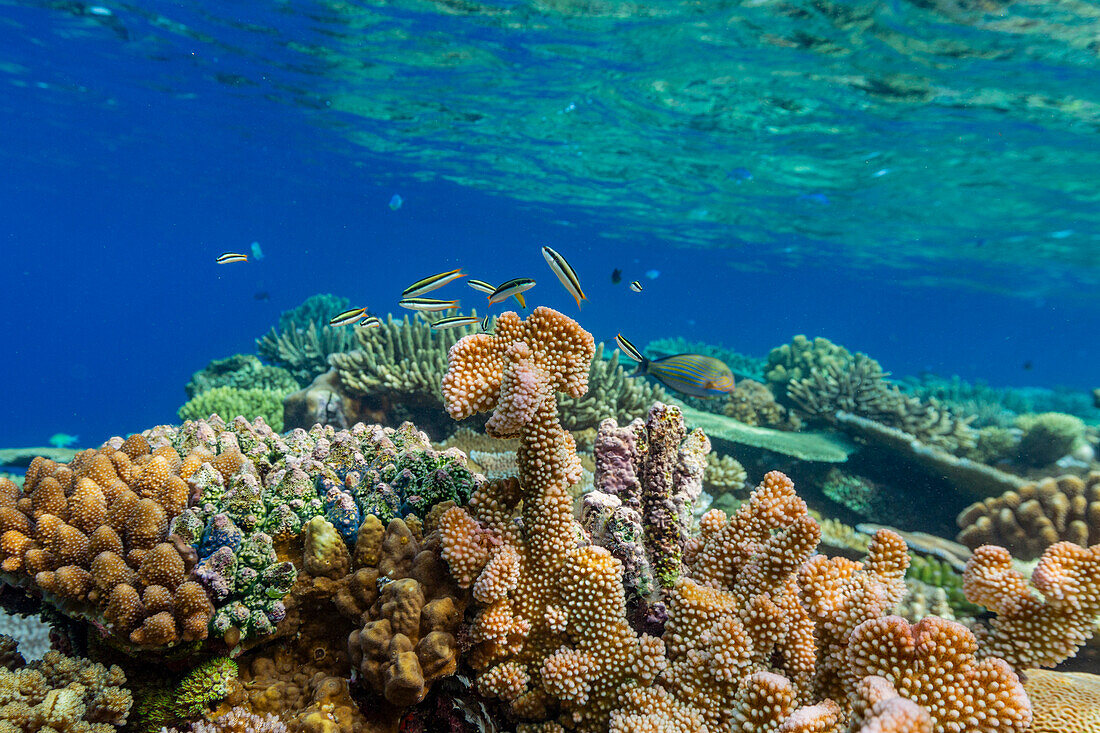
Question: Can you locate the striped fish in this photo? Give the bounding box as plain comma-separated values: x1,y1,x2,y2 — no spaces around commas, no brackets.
402,268,466,297
329,308,368,326
216,252,248,264
542,245,586,309
630,281,643,293
488,278,535,306
430,315,481,330
358,316,382,328
481,314,493,333
399,297,460,312
470,278,526,308
615,334,735,399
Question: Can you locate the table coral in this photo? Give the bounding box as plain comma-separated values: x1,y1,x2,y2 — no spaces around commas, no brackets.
0,647,132,733
957,472,1100,559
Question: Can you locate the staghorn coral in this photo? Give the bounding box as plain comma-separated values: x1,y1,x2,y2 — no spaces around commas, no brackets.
0,648,132,733
185,355,299,400
256,294,359,385
0,441,212,650
962,540,1100,669
956,472,1100,559
178,387,289,433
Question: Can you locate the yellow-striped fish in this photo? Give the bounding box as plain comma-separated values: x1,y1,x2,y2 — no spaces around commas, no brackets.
542,246,586,309
399,297,460,312
630,281,643,293
488,278,535,306
216,252,248,264
615,334,735,399
329,308,368,327
470,278,526,308
402,268,466,297
430,315,481,330
358,316,382,328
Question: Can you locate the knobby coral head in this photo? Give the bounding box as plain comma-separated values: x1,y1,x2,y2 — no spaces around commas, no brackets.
441,306,596,434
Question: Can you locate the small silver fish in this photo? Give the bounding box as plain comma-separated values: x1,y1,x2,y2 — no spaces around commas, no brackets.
542,245,586,309
329,308,368,326
403,269,466,298
430,315,481,330
488,278,535,306
399,297,461,312
358,316,382,328
630,280,643,292
216,252,248,264
615,334,735,399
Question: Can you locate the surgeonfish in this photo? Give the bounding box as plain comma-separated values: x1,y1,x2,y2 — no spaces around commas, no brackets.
614,334,735,399
470,278,527,308
358,316,382,328
329,308,368,326
630,281,643,292
488,278,535,306
430,315,481,330
402,268,466,297
216,252,248,264
399,297,461,312
541,245,586,309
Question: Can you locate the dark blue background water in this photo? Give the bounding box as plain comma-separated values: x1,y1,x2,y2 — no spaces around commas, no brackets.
1,1,1097,449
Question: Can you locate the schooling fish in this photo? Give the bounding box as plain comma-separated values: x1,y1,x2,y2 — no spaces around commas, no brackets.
399,297,460,312
542,245,586,309
615,333,735,399
431,315,481,330
329,307,368,326
358,316,382,328
216,252,248,264
403,268,466,298
470,278,526,308
630,281,643,293
488,278,535,306
611,268,622,285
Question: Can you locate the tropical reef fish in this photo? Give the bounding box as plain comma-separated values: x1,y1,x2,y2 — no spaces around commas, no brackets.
488,278,535,306
216,252,248,264
611,268,622,284
389,193,403,210
615,333,735,399
48,433,79,449
403,268,466,298
250,241,264,260
359,316,382,328
630,280,643,292
329,308,368,326
430,315,481,330
541,245,586,309
481,314,492,332
399,297,460,312
469,278,525,308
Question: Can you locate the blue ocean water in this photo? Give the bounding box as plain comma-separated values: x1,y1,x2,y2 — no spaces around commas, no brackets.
1,0,1098,448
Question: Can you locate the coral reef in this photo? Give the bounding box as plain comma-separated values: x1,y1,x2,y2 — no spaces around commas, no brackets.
765,335,853,400
256,294,359,385
179,387,289,433
1022,669,1100,733
185,355,299,400
131,656,237,731
956,472,1100,559
645,337,766,382
720,379,800,430
702,453,746,495
160,707,288,733
819,468,910,524
0,646,132,732
1015,412,1087,466
677,403,853,462
0,607,51,660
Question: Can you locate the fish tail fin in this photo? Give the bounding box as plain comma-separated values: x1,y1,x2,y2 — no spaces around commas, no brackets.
515,292,527,309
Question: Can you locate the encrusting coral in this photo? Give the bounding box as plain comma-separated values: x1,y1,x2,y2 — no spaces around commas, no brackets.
0,645,132,733
956,472,1100,559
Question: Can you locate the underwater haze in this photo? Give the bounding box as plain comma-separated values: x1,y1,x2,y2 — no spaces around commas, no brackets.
1,0,1099,447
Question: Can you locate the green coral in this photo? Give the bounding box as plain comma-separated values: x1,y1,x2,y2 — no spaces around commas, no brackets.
178,386,287,432
967,426,1020,464
906,555,983,618
819,468,908,524
132,657,237,732
1015,411,1086,466
185,354,299,399
256,293,359,384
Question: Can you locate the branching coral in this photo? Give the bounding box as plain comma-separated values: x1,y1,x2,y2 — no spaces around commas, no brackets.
256,294,359,385
957,473,1100,559
185,355,300,400
0,648,132,732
